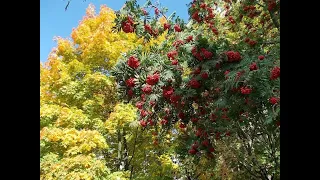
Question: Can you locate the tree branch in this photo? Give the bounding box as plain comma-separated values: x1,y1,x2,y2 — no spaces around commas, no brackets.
146,4,168,20
128,127,139,166
123,128,129,170
117,129,122,170
238,161,260,180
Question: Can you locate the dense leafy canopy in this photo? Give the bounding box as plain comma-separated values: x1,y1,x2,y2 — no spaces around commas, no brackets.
41,0,280,179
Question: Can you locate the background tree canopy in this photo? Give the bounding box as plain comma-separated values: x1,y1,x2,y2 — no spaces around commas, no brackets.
40,0,280,179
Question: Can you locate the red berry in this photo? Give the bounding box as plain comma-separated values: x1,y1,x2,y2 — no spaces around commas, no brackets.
127,56,140,69
209,147,215,152
268,1,276,11
122,22,134,33
191,117,199,123
189,148,197,155
167,50,178,60
201,72,209,79
269,97,279,104
153,140,158,145
226,51,241,62
140,110,148,117
240,87,252,95
195,129,202,137
160,119,168,125
142,85,152,94
179,123,186,129
186,35,193,42
200,3,207,9
135,101,144,109
212,27,219,35
178,112,185,119
249,40,257,46
258,55,265,60
215,63,220,69
141,8,148,15
155,8,159,15
144,24,152,33
149,101,156,107
192,142,199,149
215,132,221,140
148,119,154,126
128,89,134,97
141,94,146,101
125,78,135,87
202,140,210,147
270,66,280,80
189,79,201,89
163,23,171,30
193,67,201,74
162,86,174,99
192,11,202,22
172,40,184,49
170,94,181,104
146,73,160,85
210,114,217,122
174,24,181,32
171,59,178,65
249,62,258,71
140,120,147,127
201,48,213,59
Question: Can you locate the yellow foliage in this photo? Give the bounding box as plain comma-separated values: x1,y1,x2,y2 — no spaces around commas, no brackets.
105,103,137,134
55,37,77,62
107,171,130,180
70,4,142,69
40,153,110,180
40,4,172,180
159,16,167,25
158,154,179,170
40,127,108,156
143,31,168,52
182,67,192,77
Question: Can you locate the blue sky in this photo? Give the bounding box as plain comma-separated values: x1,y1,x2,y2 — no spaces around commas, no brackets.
40,0,190,62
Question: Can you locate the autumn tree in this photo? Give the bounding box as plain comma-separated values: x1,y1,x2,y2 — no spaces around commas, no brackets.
40,5,142,179
41,4,179,179
112,0,280,179
41,0,280,179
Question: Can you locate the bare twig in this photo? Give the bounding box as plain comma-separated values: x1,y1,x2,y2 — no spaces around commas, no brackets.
65,0,71,11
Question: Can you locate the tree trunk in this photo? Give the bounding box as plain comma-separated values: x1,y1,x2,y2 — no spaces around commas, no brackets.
117,129,122,170
123,128,129,171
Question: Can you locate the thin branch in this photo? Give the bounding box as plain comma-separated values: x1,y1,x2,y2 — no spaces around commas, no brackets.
130,166,134,179
256,3,265,8
147,4,168,20
65,0,71,11
238,161,260,180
